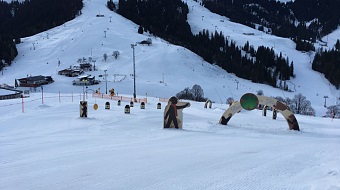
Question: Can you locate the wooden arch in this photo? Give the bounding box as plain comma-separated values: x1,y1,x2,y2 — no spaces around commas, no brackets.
219,95,300,131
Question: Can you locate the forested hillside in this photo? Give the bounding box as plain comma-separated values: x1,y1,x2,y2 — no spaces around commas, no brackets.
0,0,83,64
312,40,340,89
202,0,340,43
201,0,340,89
1,0,339,89
116,0,294,89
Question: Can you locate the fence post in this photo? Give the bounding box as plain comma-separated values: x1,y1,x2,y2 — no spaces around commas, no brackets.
41,86,44,105
22,96,24,113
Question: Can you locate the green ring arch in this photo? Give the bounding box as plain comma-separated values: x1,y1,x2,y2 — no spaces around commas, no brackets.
219,94,300,131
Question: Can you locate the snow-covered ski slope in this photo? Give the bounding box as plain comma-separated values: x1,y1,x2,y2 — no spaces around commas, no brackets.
0,93,340,190
0,0,339,116
0,0,340,189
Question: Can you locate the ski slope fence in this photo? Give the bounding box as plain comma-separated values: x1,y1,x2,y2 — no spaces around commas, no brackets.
0,92,149,113
158,97,169,102
92,93,147,103
0,92,85,113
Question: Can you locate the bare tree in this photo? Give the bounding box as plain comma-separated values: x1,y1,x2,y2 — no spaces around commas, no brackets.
291,93,313,115
191,84,204,102
284,97,293,107
176,84,206,102
257,89,264,96
176,87,194,100
273,96,285,103
326,105,340,118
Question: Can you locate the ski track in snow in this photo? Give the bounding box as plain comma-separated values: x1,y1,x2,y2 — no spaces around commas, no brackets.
1,94,340,190
1,0,340,189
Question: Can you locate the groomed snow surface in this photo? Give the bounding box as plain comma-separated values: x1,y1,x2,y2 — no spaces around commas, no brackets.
0,93,340,190
0,0,340,189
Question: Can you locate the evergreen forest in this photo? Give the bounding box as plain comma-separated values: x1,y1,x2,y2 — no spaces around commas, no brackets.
117,0,294,89
202,0,340,47
312,40,340,89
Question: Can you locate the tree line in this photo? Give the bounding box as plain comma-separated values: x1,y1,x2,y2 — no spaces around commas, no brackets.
116,0,293,89
312,40,340,89
274,93,315,116
117,0,191,45
190,30,294,88
202,0,340,45
176,84,207,102
0,35,18,66
0,0,83,65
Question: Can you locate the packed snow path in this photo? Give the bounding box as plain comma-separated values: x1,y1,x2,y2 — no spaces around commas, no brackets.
1,94,339,190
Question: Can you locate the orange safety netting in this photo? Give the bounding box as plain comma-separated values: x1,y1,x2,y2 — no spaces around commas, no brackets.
92,93,147,103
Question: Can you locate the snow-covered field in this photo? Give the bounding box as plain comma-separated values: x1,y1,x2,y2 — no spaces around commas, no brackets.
0,93,340,190
1,93,340,189
0,0,339,189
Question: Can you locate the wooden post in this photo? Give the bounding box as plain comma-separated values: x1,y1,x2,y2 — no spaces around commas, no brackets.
22,96,24,113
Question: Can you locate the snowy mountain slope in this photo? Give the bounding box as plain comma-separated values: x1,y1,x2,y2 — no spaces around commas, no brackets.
321,27,340,49
1,1,340,189
0,0,339,116
186,0,340,114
